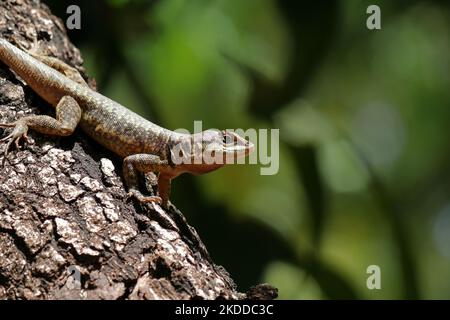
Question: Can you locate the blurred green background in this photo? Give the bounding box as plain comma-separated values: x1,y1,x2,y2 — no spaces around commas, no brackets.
46,0,450,299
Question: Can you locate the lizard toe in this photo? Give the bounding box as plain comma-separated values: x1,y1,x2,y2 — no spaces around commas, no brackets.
14,136,22,150
0,120,29,165
140,196,163,204
0,133,13,143
0,123,15,128
1,139,13,166
127,189,162,204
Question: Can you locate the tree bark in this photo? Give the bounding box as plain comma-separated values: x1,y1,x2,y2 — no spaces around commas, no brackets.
0,0,277,300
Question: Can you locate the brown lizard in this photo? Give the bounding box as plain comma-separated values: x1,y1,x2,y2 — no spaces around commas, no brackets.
0,39,254,207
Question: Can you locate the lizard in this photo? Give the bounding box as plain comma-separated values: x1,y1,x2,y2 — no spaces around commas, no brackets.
0,38,254,208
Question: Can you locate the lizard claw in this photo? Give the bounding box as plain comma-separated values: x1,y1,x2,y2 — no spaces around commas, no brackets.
0,120,29,166
126,189,162,205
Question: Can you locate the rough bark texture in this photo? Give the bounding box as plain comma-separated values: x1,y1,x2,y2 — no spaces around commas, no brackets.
0,0,277,300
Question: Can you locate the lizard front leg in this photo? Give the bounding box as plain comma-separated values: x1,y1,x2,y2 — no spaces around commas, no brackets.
0,95,81,165
123,154,172,207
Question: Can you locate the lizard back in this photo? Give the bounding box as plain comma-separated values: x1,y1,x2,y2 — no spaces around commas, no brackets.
0,39,174,158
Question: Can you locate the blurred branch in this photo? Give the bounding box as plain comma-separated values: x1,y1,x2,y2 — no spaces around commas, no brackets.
349,138,419,299
291,145,327,248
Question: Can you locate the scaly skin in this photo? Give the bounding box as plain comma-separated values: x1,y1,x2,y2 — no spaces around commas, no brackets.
0,39,254,207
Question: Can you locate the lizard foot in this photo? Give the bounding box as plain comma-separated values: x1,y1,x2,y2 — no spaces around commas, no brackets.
0,119,30,166
127,189,162,205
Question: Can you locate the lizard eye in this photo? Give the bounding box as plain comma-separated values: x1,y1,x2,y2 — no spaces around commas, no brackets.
223,133,234,145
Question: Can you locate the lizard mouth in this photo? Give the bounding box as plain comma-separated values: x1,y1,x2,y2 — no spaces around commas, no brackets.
222,131,254,158
238,139,254,157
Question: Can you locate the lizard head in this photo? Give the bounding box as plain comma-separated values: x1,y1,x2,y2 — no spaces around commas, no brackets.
172,129,254,175
200,129,254,159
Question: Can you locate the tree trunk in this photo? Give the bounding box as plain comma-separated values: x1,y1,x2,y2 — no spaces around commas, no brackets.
0,0,277,300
